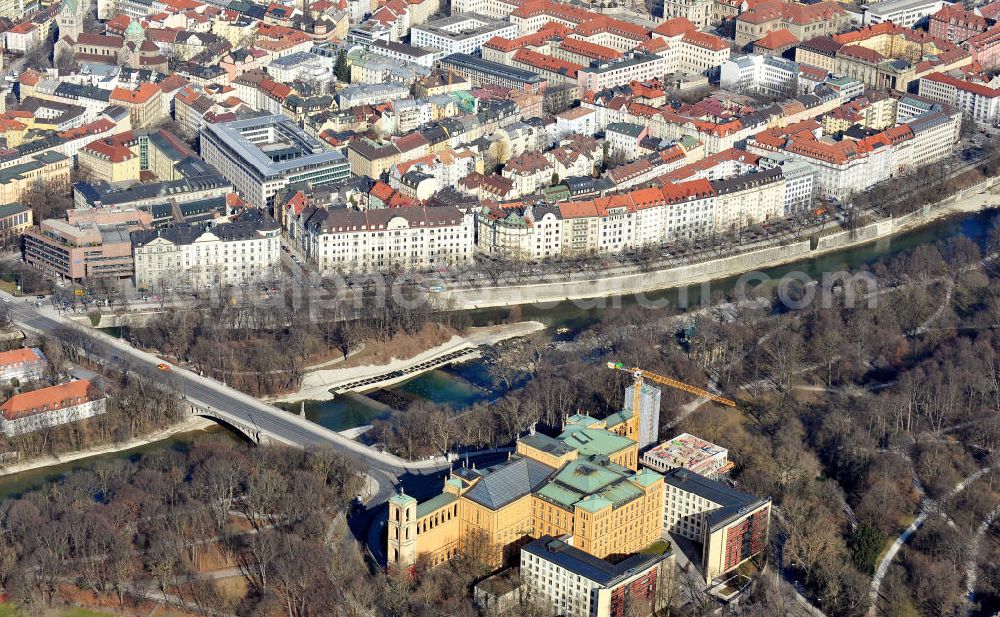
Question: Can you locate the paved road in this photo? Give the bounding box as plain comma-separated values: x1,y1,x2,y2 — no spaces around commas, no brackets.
1,293,449,508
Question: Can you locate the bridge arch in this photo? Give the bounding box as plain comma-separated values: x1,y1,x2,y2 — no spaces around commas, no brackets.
184,402,262,444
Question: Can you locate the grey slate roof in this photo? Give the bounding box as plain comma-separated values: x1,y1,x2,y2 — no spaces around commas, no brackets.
522,536,671,586
0,203,29,218
463,457,555,510
663,468,769,531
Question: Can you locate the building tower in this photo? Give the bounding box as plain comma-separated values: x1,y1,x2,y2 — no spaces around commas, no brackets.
624,383,662,449
124,19,144,45
57,0,90,41
387,490,417,570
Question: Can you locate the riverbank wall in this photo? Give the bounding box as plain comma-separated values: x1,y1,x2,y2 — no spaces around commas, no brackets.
443,184,1000,311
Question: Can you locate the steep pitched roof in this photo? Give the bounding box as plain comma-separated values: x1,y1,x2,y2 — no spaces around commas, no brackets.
462,457,556,509
1,380,97,421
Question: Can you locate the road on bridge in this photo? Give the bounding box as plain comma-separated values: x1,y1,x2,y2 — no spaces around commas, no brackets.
2,293,450,509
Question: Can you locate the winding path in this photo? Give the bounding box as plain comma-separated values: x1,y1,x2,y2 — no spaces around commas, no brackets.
965,504,1000,616
866,466,994,617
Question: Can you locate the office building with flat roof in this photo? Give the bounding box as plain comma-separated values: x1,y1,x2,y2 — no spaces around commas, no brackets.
411,13,518,55
200,114,350,211
642,433,731,478
24,213,145,282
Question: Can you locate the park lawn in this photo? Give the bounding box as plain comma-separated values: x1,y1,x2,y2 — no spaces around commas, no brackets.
0,604,123,617
0,280,18,295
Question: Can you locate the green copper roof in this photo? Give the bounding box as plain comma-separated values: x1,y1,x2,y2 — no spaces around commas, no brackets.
565,413,601,427
630,468,663,488
389,491,416,507
678,135,699,149
125,20,144,34
521,433,575,458
551,458,622,495
604,410,631,429
575,494,612,513
416,493,458,519
446,477,463,490
535,482,584,511
558,426,633,458
595,479,642,508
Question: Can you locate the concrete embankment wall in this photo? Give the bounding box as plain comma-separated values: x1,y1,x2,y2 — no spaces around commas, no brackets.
444,241,815,309
69,312,161,329
447,190,1000,311
812,220,893,252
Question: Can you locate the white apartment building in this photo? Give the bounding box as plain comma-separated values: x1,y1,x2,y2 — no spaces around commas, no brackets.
520,536,672,617
298,205,474,272
674,31,731,75
918,72,1000,125
450,0,519,19
577,53,673,95
906,109,961,168
131,211,281,289
777,159,817,214
551,107,598,141
410,13,517,55
720,54,801,96
662,469,771,583
477,204,564,260
747,109,958,200
477,179,720,258
338,82,412,109
368,40,438,68
660,0,713,28
605,122,648,162
711,167,786,232
267,51,335,85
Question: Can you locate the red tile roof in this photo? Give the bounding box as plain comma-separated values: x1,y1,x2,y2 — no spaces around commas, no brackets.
513,48,584,78
558,179,714,219
923,70,1000,98
838,44,884,63
110,83,161,104
557,37,621,61
8,22,36,34
0,348,43,371
653,16,696,37
754,28,797,50
1,380,97,421
681,30,728,51
83,138,137,163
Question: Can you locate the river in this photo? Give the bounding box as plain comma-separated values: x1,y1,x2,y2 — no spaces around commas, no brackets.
2,209,997,496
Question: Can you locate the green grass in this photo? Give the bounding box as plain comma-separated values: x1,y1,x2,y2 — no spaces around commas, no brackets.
0,604,120,617
0,280,18,296
639,539,672,556
0,604,19,617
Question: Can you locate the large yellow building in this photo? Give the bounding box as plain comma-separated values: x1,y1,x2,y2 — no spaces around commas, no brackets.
388,412,664,571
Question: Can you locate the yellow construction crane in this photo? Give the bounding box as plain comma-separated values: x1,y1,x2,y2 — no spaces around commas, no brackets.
606,362,737,409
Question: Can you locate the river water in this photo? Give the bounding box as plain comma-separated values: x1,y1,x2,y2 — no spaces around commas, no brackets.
1,209,997,497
